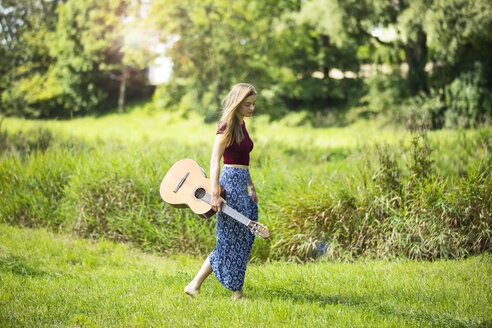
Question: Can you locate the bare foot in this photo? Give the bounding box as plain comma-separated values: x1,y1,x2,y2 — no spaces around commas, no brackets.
184,283,200,298
232,291,245,300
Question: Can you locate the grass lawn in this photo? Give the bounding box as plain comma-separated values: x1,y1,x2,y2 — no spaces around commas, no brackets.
1,223,490,327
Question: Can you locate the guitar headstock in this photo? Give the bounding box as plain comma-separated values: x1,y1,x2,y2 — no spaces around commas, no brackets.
248,221,270,239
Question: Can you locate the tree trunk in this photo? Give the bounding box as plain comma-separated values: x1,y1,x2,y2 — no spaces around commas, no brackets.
205,5,222,112
404,30,428,96
118,68,128,114
321,34,330,79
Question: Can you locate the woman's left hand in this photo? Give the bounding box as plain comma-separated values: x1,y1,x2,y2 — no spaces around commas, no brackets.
250,189,258,203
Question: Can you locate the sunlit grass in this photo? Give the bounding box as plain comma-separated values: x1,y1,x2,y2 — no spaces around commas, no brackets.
3,103,487,168
3,103,476,184
1,107,490,325
2,105,396,181
1,223,490,327
3,106,216,145
2,103,406,150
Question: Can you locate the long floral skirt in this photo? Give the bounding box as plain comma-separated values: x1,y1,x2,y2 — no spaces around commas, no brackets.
209,166,258,291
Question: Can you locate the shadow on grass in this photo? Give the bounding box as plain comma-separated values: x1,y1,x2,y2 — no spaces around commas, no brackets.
249,286,489,328
0,254,47,277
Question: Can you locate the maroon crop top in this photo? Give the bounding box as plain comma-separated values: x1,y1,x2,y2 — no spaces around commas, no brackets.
216,121,254,166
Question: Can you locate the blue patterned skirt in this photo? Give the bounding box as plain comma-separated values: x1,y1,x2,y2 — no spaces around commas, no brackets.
209,166,258,291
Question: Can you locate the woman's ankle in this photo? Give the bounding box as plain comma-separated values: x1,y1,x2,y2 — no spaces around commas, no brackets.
184,282,200,297
232,290,244,300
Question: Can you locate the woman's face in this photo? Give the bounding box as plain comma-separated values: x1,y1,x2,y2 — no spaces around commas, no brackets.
237,95,256,119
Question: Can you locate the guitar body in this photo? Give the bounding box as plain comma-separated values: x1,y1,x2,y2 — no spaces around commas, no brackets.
160,158,219,218
160,158,270,239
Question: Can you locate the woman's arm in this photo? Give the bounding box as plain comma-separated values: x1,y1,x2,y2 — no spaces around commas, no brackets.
210,134,227,212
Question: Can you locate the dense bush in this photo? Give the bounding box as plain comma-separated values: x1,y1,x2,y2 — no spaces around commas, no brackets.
357,71,409,118
360,61,492,129
150,76,365,124
443,62,492,128
0,132,218,255
270,129,491,261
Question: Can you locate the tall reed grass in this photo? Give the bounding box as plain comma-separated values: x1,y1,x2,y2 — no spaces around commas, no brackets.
269,128,491,261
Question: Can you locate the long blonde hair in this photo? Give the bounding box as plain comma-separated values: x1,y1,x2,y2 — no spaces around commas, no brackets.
219,83,257,146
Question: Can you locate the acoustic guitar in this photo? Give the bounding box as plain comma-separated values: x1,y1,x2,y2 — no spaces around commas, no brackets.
160,158,270,239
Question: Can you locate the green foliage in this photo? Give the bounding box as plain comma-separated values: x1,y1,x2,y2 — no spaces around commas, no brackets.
0,0,155,118
0,0,63,117
148,0,363,120
397,61,492,129
150,0,277,116
0,125,55,154
43,0,140,116
269,128,491,262
297,0,492,125
401,89,447,129
2,0,492,125
0,140,216,256
443,62,492,128
356,70,408,118
425,0,492,66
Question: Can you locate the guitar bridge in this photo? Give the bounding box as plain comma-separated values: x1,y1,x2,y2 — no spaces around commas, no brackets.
173,172,190,193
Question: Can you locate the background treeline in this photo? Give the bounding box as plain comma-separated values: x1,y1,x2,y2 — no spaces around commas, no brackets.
1,0,492,127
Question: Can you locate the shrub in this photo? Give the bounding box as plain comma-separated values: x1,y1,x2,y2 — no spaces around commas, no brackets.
271,129,492,262
358,70,408,118
403,89,447,129
398,61,492,130
444,62,492,128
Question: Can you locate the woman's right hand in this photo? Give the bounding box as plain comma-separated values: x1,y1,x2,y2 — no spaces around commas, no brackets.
211,194,227,212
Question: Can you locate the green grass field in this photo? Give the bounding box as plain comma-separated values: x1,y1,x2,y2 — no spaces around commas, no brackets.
1,105,491,326
1,223,491,327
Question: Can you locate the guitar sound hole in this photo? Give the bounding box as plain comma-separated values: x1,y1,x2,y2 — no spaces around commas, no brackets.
194,188,206,199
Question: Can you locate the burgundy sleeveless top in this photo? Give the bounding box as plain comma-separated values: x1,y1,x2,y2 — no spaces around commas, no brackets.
216,121,254,166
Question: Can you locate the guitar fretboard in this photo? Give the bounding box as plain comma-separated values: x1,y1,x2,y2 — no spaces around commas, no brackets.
200,193,251,226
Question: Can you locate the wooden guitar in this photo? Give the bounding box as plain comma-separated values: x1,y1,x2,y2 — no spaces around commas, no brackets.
160,158,270,239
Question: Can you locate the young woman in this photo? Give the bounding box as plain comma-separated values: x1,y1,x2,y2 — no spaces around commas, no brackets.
184,83,259,300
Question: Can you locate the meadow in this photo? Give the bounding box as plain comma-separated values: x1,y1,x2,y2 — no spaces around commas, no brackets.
1,105,491,326
1,223,491,327
1,104,490,262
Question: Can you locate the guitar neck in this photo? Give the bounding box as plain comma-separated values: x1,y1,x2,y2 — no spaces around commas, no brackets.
201,193,251,227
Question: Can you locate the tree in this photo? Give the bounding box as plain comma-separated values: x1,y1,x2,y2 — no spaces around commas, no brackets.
424,0,492,127
296,0,430,96
149,0,300,118
0,0,64,116
273,2,362,113
51,0,155,116
1,0,156,118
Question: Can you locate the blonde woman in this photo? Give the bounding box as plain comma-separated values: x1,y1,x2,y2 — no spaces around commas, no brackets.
184,83,259,300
